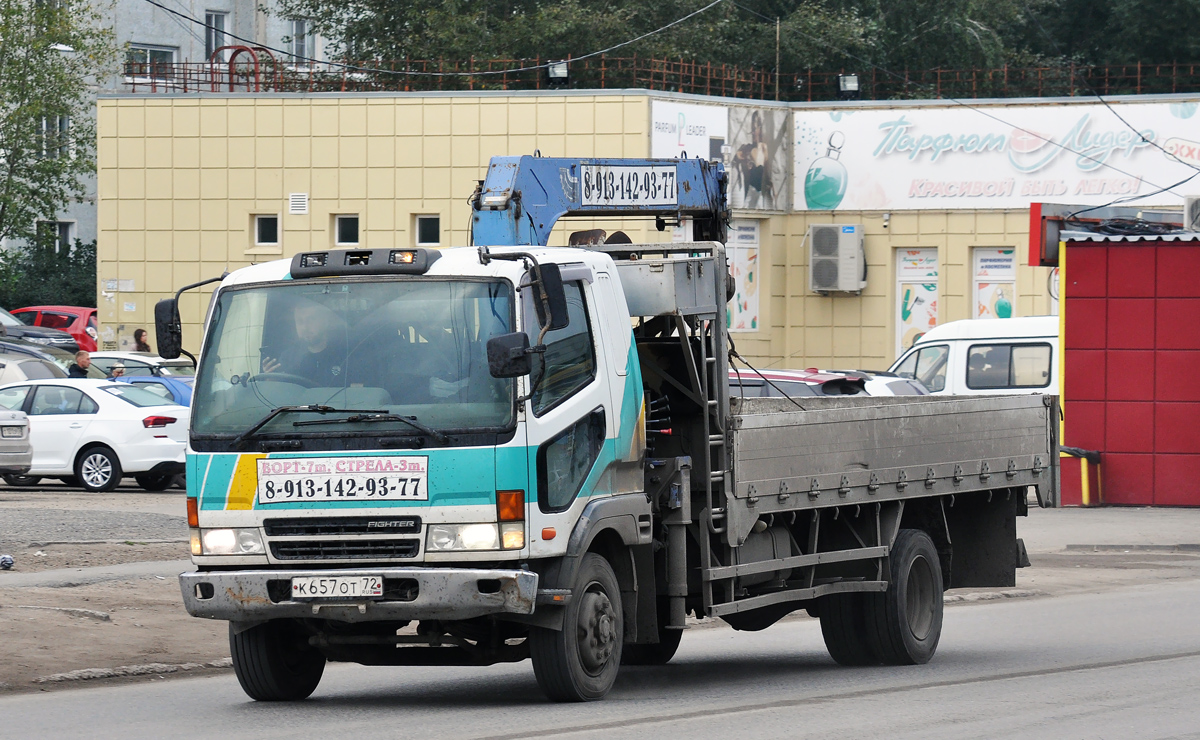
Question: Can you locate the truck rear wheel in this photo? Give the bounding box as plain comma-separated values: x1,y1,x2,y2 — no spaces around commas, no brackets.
229,621,325,701
530,553,624,701
819,592,879,666
865,528,943,665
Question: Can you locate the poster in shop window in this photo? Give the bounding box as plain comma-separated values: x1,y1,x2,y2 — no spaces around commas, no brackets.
896,249,939,356
973,248,1016,319
727,220,760,332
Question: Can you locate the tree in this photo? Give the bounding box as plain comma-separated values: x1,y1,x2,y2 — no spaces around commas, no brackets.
0,237,96,308
0,0,115,243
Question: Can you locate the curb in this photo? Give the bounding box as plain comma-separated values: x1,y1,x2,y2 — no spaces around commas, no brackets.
1064,544,1200,552
33,658,233,684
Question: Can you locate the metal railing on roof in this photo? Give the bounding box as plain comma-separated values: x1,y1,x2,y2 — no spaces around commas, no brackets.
120,56,1200,101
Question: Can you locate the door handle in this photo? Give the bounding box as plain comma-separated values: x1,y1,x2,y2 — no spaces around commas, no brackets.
70,423,82,428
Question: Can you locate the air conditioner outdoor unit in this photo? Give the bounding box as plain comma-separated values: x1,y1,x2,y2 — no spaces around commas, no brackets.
1185,196,1200,231
808,224,867,293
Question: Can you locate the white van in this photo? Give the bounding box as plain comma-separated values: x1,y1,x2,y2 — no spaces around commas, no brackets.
888,316,1059,395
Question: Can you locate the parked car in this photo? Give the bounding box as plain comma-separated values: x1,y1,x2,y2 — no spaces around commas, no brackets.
11,306,98,352
0,354,68,383
88,351,195,378
0,380,188,492
0,409,32,479
0,307,77,352
727,367,928,398
888,316,1059,396
0,338,105,379
112,375,193,406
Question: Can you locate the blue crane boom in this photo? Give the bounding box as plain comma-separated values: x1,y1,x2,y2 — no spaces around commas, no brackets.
469,155,728,247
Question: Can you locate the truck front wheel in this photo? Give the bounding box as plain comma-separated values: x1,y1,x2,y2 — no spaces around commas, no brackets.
530,553,624,701
229,621,325,701
865,528,944,665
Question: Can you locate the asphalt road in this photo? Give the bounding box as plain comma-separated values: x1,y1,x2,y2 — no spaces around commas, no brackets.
3,577,1199,740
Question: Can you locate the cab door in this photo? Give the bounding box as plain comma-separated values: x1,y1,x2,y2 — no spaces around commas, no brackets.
524,279,612,559
28,385,96,472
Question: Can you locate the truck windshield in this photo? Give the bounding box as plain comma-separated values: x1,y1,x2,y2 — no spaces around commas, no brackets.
191,278,515,441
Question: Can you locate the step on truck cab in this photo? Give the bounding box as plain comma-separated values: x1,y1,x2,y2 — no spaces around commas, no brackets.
166,156,1059,703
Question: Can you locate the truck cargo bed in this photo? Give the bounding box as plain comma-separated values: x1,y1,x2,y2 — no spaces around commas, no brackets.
722,393,1058,546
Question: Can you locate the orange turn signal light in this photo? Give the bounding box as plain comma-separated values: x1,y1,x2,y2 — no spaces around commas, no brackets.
186,496,199,528
497,490,525,522
541,527,557,541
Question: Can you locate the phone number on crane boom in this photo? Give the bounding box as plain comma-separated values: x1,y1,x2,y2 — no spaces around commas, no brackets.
581,165,678,207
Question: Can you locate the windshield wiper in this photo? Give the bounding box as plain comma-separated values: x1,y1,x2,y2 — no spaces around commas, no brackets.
232,405,387,447
293,413,450,444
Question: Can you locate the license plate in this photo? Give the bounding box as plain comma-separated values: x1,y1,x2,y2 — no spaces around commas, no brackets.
1,426,22,438
581,165,677,207
291,575,384,600
257,456,428,504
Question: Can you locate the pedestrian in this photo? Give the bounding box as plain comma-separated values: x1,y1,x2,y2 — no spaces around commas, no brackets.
134,328,152,353
68,350,91,378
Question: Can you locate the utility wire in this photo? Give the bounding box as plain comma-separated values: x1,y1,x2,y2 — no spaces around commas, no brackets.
140,0,724,78
1020,3,1200,175
729,1,1177,191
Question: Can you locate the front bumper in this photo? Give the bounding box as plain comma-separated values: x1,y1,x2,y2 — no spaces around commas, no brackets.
179,567,538,623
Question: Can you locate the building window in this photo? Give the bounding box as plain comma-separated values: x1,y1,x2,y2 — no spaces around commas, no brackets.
38,116,69,159
289,19,308,62
415,215,440,246
37,221,74,252
125,45,177,78
254,215,279,246
205,12,228,61
335,215,359,246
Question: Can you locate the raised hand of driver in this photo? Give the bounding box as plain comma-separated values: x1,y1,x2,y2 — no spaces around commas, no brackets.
261,356,282,373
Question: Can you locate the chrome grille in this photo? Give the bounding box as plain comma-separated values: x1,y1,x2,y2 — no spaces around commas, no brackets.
270,539,420,560
263,516,421,537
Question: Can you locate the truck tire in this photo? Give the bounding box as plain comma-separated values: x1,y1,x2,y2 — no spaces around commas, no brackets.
865,528,943,665
229,621,325,701
135,473,174,492
622,599,682,666
819,592,879,666
530,553,624,701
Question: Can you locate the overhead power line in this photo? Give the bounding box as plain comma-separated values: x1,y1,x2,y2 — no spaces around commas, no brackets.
140,0,725,77
728,0,1186,193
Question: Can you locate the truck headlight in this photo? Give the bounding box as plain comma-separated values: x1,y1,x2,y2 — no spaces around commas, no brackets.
426,523,500,551
200,528,265,555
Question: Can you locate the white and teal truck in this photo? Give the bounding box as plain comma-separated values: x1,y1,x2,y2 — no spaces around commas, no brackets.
162,156,1059,703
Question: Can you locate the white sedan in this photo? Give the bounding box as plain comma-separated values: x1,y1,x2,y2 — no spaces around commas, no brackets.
0,379,188,492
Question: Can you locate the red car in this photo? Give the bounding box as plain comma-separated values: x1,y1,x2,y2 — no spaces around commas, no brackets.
12,306,98,352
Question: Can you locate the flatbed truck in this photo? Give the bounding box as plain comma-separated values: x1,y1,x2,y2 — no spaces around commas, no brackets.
162,155,1058,702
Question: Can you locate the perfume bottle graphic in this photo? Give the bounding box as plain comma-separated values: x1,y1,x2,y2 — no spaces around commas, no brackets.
804,131,847,210
995,286,1012,318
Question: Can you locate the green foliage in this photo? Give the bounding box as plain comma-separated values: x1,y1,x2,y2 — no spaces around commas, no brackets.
0,238,97,309
270,0,1200,80
0,0,116,242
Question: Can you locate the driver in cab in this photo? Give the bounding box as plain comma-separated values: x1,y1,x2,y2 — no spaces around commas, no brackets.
261,299,349,387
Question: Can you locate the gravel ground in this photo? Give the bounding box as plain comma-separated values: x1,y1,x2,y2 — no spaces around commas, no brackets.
0,508,187,549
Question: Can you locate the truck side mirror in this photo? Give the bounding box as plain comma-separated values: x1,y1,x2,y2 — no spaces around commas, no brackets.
487,332,533,378
532,263,569,331
154,298,183,360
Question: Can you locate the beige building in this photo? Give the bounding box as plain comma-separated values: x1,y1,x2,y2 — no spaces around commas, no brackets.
96,89,1063,369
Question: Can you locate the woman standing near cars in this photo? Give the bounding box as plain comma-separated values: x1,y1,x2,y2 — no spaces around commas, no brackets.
134,328,151,353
